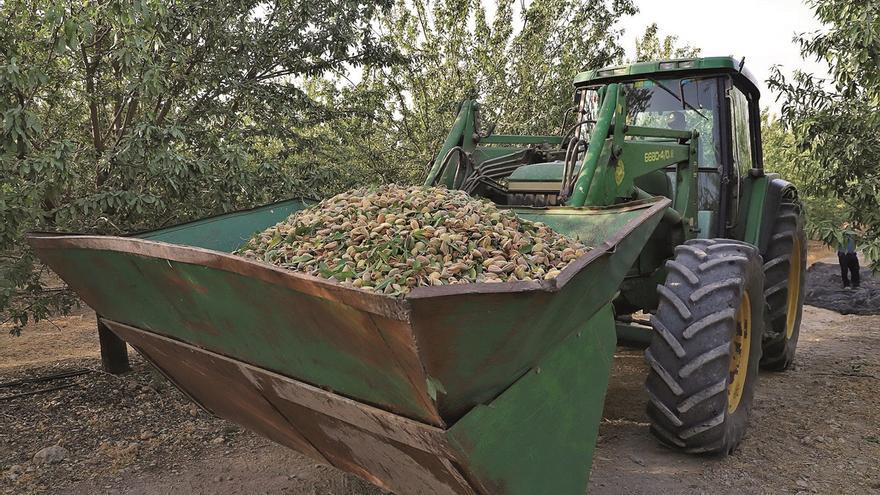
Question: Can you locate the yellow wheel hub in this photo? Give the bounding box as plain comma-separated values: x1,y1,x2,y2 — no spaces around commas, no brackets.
728,291,752,414
785,236,803,339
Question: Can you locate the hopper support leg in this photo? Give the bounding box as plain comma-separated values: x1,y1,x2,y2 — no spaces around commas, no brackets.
97,316,130,374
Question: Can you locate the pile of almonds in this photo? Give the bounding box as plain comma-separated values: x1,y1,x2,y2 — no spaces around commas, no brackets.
235,184,589,296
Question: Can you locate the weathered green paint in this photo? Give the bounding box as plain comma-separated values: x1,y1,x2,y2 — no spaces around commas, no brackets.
98,302,619,495
29,195,668,494
138,198,310,252
404,199,668,420
447,304,616,495
36,246,435,421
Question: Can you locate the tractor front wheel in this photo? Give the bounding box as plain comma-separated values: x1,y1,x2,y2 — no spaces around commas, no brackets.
645,239,764,455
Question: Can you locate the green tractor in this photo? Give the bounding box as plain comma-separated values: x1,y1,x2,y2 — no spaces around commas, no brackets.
29,56,808,494
426,56,807,455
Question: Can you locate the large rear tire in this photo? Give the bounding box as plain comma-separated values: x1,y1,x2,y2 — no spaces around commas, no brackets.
645,239,764,455
760,201,807,371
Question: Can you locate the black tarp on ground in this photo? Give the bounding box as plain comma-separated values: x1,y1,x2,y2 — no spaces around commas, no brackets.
805,261,880,315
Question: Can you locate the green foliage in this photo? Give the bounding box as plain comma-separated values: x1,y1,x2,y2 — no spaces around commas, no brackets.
768,0,880,268
302,0,636,189
1,0,396,333
633,23,700,63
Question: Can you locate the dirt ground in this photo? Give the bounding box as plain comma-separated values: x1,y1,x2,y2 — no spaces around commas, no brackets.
2,255,879,494
0,307,100,370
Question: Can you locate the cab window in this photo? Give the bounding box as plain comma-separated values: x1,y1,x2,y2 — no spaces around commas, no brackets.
620,77,723,212
729,86,753,176
622,78,722,168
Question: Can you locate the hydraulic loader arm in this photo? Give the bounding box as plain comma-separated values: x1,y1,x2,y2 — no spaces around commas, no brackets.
425,101,480,188
426,88,700,234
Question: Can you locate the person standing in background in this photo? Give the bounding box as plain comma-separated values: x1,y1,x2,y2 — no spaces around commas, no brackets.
837,225,860,289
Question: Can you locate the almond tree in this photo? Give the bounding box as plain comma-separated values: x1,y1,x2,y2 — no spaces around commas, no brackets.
0,0,397,332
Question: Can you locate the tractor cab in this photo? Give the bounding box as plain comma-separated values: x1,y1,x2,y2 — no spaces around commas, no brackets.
503,57,765,240
425,57,772,252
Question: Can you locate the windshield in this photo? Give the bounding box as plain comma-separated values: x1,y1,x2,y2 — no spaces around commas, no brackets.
622,77,722,168
574,77,724,212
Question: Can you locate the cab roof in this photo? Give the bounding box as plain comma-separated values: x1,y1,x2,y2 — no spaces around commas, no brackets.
574,56,761,98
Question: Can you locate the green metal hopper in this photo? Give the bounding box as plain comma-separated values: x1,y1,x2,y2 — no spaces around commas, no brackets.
28,196,669,495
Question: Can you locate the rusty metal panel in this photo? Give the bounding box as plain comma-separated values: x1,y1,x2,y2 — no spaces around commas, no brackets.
102,307,618,495
242,363,451,456
267,397,474,494
103,319,328,463
105,320,475,495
